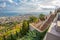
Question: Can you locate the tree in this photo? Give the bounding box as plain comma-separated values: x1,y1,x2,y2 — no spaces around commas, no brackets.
29,16,38,23
18,20,29,38
39,14,45,21
10,34,16,40
3,35,6,40
7,36,11,40
16,31,18,37
22,20,29,35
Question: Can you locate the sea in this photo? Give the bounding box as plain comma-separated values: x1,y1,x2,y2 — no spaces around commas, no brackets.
0,9,54,17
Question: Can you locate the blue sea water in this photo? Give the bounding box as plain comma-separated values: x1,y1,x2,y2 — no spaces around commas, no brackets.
0,9,54,17
0,13,19,17
0,12,50,17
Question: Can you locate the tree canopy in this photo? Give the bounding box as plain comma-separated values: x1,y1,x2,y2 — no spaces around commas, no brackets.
29,16,38,23
39,14,45,21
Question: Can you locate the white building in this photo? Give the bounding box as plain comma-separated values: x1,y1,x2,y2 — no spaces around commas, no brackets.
44,13,60,40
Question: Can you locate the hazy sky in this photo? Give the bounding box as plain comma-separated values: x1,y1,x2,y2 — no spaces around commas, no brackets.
0,0,60,13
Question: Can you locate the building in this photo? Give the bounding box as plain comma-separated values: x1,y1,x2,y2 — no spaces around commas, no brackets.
44,12,60,40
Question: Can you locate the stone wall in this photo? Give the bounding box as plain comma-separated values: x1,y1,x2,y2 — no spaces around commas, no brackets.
29,24,35,31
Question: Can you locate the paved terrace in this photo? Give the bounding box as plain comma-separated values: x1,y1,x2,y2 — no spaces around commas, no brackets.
30,13,56,32
40,14,56,31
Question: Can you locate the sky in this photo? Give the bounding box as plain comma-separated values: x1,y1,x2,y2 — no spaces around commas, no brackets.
0,0,60,13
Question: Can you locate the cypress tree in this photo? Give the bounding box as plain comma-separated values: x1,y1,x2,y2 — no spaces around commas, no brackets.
3,35,6,40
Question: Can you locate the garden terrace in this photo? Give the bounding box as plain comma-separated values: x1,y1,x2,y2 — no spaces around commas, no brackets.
30,13,56,32
40,13,56,31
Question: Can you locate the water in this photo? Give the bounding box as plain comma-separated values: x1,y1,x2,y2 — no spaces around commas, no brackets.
0,12,48,17
0,9,54,17
0,13,20,17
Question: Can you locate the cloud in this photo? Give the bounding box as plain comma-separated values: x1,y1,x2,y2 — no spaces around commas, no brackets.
8,0,13,3
51,0,60,6
3,2,6,8
38,4,56,9
0,2,6,8
0,0,60,13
